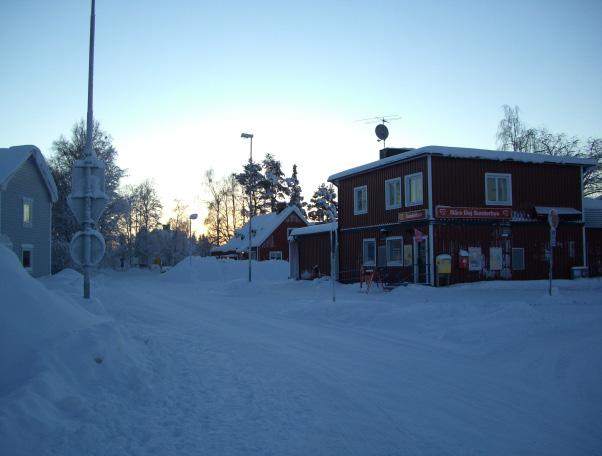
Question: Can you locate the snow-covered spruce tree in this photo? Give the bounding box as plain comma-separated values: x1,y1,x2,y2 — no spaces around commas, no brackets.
49,119,126,272
496,105,602,197
259,153,289,212
286,164,306,215
235,159,267,215
307,183,337,223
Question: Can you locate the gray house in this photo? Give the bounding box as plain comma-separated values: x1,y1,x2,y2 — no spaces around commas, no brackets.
0,145,58,277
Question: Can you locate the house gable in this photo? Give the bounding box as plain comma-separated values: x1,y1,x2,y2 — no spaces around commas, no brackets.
258,210,307,261
0,153,54,277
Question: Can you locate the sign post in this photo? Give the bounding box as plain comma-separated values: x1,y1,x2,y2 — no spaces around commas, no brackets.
548,209,559,296
67,0,107,299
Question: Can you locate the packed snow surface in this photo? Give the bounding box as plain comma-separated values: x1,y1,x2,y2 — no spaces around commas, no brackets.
1,252,602,455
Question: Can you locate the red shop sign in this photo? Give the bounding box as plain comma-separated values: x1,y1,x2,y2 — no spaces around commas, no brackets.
398,209,428,222
435,206,512,219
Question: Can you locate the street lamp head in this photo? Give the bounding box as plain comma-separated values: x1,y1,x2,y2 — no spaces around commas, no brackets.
241,133,253,139
189,213,198,220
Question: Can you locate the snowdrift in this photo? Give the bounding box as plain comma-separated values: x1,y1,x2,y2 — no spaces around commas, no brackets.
0,245,144,456
163,256,289,283
0,245,100,382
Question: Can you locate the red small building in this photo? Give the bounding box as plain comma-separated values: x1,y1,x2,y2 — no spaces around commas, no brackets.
288,222,337,279
328,145,597,285
211,205,307,261
584,197,602,277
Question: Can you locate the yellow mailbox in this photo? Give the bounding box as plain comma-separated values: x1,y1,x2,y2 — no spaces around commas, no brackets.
436,254,452,274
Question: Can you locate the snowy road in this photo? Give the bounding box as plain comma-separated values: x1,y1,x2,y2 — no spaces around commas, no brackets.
39,264,601,456
3,257,602,456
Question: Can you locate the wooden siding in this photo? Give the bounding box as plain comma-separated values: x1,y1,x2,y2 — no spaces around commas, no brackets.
338,222,427,283
0,156,53,277
295,232,332,278
431,156,583,215
433,222,583,283
586,228,602,277
336,156,428,230
258,212,306,261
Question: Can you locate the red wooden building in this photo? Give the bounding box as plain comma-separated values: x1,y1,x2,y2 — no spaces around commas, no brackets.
584,197,602,277
328,145,597,285
288,222,337,279
211,205,307,261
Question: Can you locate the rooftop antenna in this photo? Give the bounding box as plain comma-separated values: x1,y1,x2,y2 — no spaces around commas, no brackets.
357,115,401,149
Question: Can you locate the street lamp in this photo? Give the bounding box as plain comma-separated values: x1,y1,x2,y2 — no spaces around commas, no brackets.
189,213,198,265
241,132,253,282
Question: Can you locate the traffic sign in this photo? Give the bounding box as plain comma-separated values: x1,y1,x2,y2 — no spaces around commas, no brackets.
70,229,106,266
67,157,108,224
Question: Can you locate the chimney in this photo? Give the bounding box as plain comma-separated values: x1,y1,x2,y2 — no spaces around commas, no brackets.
380,147,414,160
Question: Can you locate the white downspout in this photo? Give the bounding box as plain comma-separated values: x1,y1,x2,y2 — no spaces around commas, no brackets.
581,166,587,267
427,155,435,285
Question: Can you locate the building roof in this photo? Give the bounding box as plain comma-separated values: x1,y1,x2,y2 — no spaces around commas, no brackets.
328,145,598,183
534,206,582,216
212,205,307,254
0,145,58,202
289,222,337,239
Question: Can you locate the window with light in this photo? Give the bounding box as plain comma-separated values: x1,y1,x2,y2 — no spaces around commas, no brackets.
385,178,401,210
485,173,512,205
405,173,423,206
354,186,368,215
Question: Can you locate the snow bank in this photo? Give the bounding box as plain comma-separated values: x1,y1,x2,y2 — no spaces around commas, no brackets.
0,246,100,382
163,256,289,283
0,245,146,456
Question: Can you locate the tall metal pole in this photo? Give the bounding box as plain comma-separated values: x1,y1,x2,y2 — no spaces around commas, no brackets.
248,136,253,282
83,0,96,299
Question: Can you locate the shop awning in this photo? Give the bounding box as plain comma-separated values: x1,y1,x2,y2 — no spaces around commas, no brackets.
534,206,582,216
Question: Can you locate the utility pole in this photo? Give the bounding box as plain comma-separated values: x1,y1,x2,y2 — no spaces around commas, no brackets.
67,0,107,298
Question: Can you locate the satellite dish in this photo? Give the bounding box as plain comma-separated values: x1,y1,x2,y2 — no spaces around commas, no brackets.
375,123,389,141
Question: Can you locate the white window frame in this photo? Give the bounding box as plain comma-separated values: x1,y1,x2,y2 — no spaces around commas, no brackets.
354,185,368,215
269,251,283,260
404,172,423,207
386,236,403,266
485,173,512,206
511,247,525,271
23,197,33,227
22,244,34,272
384,178,402,210
362,238,376,267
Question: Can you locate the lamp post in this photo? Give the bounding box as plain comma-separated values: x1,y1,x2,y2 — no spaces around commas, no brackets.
189,213,198,265
241,132,253,282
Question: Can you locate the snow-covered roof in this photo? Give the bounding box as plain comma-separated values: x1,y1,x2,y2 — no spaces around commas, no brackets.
212,205,307,253
534,206,581,216
328,145,598,183
0,145,58,202
289,222,337,239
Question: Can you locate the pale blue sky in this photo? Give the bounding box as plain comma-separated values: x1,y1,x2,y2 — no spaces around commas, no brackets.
1,0,601,229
